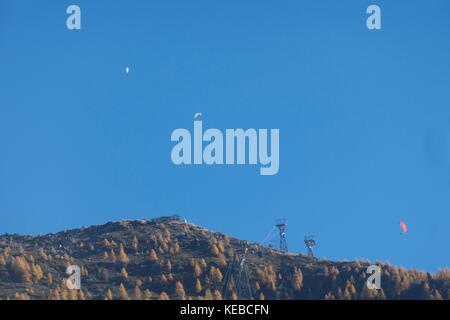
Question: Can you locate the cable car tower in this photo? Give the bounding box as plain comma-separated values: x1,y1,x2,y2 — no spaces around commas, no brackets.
222,247,253,299
275,219,288,253
304,235,316,257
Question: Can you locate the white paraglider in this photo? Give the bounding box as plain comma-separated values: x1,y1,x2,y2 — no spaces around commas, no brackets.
194,112,202,120
125,67,130,75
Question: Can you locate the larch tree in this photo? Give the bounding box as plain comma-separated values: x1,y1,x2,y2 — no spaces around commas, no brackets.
105,289,114,300
47,273,53,285
120,267,129,280
210,266,223,283
293,268,303,291
204,289,213,300
217,241,225,253
212,290,222,300
194,261,202,277
144,289,152,300
9,256,32,283
218,254,227,267
38,248,48,261
195,278,202,293
134,286,143,300
118,244,130,264
159,292,170,300
160,274,168,283
175,281,186,300
118,283,130,300
149,249,158,262
110,250,117,263
103,239,111,248
210,244,220,257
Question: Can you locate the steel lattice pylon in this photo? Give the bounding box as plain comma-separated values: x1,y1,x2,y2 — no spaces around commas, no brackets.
275,219,288,253
304,235,316,257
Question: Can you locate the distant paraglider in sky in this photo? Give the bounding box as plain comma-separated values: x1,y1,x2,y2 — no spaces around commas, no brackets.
399,221,408,235
194,112,202,120
125,67,130,75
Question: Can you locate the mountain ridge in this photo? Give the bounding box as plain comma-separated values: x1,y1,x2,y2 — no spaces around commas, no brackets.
0,216,448,300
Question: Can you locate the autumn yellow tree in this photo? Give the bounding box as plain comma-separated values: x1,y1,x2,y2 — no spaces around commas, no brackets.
105,289,114,300
38,248,48,261
210,266,223,283
217,241,225,253
31,263,44,281
68,289,78,301
210,244,220,256
51,288,61,300
144,289,152,300
110,250,117,263
218,254,227,267
103,239,111,248
204,288,213,300
194,261,202,277
134,286,143,300
118,283,130,300
15,293,31,300
212,290,222,300
47,273,53,285
149,249,158,262
118,244,130,264
324,292,335,300
159,292,170,300
195,278,202,293
293,267,303,291
9,256,32,283
160,274,168,283
175,281,186,300
120,267,129,280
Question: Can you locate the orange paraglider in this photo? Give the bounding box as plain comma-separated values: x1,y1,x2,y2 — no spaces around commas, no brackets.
399,221,408,234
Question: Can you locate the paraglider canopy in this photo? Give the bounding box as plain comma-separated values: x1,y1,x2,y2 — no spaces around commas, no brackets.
399,221,408,234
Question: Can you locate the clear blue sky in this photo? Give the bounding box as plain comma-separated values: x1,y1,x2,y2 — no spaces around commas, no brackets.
1,1,449,272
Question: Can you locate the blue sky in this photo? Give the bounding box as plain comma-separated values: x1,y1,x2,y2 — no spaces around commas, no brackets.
1,1,449,272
